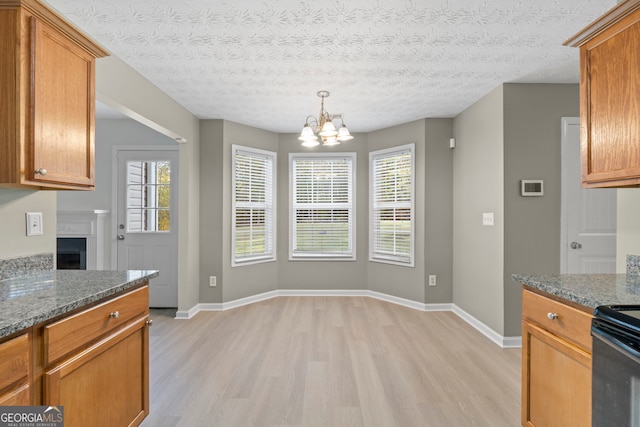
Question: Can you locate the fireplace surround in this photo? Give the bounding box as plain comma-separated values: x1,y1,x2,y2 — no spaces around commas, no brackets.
56,210,109,270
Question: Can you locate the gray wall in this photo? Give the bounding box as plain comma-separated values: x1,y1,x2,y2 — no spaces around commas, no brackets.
453,83,580,337
199,120,280,304
424,119,454,304
199,120,224,304
453,86,505,334
503,83,579,336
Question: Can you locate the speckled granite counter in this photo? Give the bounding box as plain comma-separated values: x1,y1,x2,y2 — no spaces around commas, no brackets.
0,269,158,339
513,273,640,310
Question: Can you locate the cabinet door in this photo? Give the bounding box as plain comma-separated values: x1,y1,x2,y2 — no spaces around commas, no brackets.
44,317,149,427
0,332,31,406
0,384,31,406
522,321,591,427
580,10,640,187
30,17,95,188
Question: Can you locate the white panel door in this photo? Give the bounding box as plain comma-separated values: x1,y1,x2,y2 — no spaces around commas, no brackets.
561,117,616,273
117,149,179,307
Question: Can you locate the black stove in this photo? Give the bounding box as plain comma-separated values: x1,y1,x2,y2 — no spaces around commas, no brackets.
592,305,640,427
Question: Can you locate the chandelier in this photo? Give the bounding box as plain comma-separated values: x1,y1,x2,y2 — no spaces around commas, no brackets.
298,90,354,147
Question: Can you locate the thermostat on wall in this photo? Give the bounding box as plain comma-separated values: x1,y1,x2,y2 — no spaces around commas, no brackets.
521,180,544,196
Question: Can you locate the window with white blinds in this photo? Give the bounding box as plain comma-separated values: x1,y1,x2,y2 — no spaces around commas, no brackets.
232,145,276,266
290,153,356,260
369,144,414,266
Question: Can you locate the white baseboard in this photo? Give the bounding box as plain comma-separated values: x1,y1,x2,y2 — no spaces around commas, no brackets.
175,290,522,348
279,289,369,297
175,304,200,320
451,304,522,348
368,290,429,311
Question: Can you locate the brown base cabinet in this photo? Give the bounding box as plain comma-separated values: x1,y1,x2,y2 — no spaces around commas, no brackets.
521,288,593,427
0,284,150,427
45,318,149,427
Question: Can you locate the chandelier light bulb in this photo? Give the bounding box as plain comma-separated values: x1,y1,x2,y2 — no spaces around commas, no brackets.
319,121,338,137
298,124,316,141
301,139,320,147
336,124,353,141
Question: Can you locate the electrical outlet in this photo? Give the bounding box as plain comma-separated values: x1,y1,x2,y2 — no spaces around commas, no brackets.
482,212,495,226
428,275,437,287
209,276,216,287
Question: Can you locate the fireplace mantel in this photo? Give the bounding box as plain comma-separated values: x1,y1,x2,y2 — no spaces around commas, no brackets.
57,210,109,270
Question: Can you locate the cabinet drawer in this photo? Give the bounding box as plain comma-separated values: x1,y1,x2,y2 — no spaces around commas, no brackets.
0,333,30,390
522,289,593,352
44,286,148,364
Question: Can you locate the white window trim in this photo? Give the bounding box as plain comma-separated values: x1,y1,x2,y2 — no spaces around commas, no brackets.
231,145,277,267
369,143,415,267
289,152,357,261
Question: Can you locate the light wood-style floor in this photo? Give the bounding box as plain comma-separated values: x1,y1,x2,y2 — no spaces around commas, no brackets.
141,297,521,427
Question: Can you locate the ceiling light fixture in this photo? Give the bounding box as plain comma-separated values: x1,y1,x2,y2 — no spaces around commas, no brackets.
298,90,354,147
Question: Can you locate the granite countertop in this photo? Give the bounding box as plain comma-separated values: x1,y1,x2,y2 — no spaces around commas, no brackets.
513,273,640,309
0,269,158,340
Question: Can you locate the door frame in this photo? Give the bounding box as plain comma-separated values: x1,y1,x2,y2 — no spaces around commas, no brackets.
110,145,180,270
560,117,579,273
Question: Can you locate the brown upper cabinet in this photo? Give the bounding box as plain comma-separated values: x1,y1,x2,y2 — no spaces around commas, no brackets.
0,0,108,190
565,0,640,188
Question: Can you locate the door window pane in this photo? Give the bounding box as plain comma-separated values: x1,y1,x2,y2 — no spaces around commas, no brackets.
126,160,171,232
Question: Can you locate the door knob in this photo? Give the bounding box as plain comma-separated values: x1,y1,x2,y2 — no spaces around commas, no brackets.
117,235,125,240
570,241,582,250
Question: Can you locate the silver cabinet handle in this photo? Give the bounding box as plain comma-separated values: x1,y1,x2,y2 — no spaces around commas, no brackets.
35,168,47,175
570,241,583,250
109,311,120,319
547,312,558,320
117,235,125,240
146,319,153,327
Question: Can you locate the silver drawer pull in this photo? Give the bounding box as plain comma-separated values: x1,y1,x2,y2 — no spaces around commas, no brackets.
109,311,120,319
547,312,558,320
146,319,153,327
35,168,47,175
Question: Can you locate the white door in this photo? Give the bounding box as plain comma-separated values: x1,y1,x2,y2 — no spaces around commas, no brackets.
561,117,616,273
116,149,179,307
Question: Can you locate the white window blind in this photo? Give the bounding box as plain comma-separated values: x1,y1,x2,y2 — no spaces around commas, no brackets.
370,144,414,266
232,145,276,266
290,154,355,259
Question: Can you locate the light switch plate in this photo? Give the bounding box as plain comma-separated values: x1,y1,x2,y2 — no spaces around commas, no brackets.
26,212,43,236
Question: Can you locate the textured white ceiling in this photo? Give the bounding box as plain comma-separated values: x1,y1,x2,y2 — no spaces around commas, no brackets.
45,0,615,133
